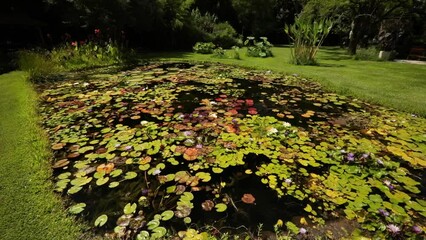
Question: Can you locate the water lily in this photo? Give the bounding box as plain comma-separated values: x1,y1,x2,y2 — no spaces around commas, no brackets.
377,159,384,165
378,208,390,217
140,120,149,125
282,122,291,127
412,225,422,234
361,153,369,159
299,227,307,234
347,153,355,161
183,131,193,137
267,127,278,135
152,169,161,175
83,82,90,87
387,224,400,234
284,178,292,184
124,146,133,151
195,144,203,149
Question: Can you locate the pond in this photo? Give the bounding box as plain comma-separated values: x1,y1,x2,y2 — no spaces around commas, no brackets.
39,62,426,239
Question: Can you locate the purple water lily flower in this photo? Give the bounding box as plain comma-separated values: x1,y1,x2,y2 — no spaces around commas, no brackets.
387,224,400,235
412,225,422,234
183,131,193,137
195,144,203,149
124,145,133,151
377,159,384,165
347,153,355,161
361,153,369,159
378,208,390,217
383,180,395,190
299,228,307,234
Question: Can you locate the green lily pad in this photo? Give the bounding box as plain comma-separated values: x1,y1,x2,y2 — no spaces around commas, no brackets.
124,171,138,180
124,203,137,215
161,210,174,221
215,203,227,212
68,203,86,214
94,214,108,227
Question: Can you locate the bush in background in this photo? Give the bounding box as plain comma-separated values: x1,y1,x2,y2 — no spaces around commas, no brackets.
353,47,380,61
285,18,333,65
16,50,61,82
244,37,273,58
193,42,216,54
212,47,226,58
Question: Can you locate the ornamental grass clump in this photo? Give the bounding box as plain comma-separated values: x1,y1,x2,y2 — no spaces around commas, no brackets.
285,18,333,65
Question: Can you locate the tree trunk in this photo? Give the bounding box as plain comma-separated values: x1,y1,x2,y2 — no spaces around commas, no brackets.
348,19,359,55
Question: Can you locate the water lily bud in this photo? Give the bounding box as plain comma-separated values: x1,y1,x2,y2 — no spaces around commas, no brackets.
412,225,422,234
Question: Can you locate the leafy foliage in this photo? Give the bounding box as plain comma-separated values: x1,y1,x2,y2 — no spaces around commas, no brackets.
285,17,333,65
244,36,273,58
193,42,216,54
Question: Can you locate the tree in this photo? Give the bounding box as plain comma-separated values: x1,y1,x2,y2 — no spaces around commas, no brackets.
300,0,413,54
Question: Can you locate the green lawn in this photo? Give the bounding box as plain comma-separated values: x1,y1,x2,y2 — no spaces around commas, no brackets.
142,46,426,116
0,72,86,240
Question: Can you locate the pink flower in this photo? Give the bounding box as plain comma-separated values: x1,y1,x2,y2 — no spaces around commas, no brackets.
94,29,101,35
71,41,77,47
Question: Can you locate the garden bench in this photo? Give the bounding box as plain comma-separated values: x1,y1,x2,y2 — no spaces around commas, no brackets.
407,47,426,61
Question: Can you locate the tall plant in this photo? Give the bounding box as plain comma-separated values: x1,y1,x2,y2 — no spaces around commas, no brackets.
285,18,333,65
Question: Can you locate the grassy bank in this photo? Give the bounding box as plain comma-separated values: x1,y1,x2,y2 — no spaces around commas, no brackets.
142,46,426,116
0,72,84,240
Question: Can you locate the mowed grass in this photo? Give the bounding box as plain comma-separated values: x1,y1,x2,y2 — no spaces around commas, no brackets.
142,46,426,116
0,72,85,240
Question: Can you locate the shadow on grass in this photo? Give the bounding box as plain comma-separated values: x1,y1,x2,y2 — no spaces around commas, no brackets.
320,47,353,61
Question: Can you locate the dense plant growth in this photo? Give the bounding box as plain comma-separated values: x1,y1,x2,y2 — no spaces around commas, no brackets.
244,37,273,58
192,42,216,54
17,37,125,82
285,18,333,65
39,62,426,239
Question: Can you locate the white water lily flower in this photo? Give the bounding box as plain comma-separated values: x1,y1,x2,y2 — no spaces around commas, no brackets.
267,127,278,135
83,82,90,87
282,122,291,127
140,120,149,125
152,169,161,175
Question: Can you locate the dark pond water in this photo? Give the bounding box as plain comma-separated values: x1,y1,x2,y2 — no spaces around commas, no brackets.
41,62,426,239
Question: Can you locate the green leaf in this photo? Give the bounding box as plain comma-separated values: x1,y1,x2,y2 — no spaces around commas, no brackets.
124,203,137,215
109,181,120,188
304,204,312,213
136,231,150,240
124,171,137,180
67,186,82,194
110,169,123,177
147,219,160,230
96,177,109,186
94,214,108,227
215,203,227,212
161,210,174,221
151,226,167,239
68,203,86,214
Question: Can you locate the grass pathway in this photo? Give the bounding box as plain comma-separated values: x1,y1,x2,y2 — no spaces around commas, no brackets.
0,72,84,240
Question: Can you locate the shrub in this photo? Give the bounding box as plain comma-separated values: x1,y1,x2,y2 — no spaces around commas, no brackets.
285,18,333,65
212,47,226,58
353,47,380,61
193,42,216,54
231,46,241,59
211,22,241,49
244,37,273,58
16,50,60,82
51,41,122,70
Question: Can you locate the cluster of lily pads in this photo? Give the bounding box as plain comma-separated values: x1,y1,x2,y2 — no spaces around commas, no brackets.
39,62,426,239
